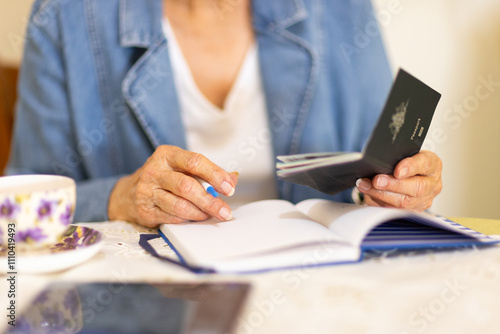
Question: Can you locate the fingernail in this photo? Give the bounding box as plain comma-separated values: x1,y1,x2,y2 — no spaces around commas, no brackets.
219,207,232,220
356,179,371,192
230,171,240,177
376,176,388,188
399,167,408,178
221,181,235,196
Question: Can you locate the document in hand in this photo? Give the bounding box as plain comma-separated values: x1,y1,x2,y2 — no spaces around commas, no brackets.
158,199,499,274
277,69,441,195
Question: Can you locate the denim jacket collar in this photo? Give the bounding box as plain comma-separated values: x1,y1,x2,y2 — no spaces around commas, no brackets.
119,0,163,48
119,0,308,48
252,0,307,30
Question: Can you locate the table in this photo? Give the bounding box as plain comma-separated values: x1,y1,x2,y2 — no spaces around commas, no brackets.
2,218,500,334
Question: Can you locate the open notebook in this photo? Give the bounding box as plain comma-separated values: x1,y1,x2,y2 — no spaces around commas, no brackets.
145,199,499,274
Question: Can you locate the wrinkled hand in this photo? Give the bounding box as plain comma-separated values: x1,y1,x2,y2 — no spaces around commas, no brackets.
356,150,442,211
108,145,238,227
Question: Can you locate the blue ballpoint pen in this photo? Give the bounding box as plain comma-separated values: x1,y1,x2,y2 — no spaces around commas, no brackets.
195,178,219,197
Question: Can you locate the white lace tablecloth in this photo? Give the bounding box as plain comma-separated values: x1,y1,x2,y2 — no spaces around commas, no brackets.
2,220,500,334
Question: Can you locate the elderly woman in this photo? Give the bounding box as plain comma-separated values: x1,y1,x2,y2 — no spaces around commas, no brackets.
7,0,442,227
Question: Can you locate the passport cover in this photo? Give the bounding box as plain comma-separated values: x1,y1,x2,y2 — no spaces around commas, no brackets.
277,69,442,195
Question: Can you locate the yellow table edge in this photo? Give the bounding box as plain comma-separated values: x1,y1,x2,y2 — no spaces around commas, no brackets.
449,217,500,236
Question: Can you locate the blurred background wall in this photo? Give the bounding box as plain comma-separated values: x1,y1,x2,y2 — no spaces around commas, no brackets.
0,1,31,66
1,0,500,219
373,0,500,219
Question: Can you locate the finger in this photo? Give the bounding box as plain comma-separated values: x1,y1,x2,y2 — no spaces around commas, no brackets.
357,177,433,210
394,150,441,179
357,178,402,206
356,178,374,194
229,171,239,187
159,171,233,221
364,195,385,208
367,186,433,211
371,174,434,198
152,187,211,221
163,146,236,196
136,205,191,228
362,187,424,211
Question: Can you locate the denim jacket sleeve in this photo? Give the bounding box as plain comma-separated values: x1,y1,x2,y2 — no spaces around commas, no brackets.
5,1,119,222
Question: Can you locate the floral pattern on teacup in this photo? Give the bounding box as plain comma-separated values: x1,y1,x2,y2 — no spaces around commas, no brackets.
60,204,73,226
0,198,20,220
0,182,76,249
36,199,58,221
15,227,48,243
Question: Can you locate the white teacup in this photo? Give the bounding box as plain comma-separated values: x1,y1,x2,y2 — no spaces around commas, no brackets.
0,174,76,251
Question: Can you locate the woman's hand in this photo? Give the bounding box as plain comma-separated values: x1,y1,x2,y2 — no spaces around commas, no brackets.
356,150,442,211
108,145,238,227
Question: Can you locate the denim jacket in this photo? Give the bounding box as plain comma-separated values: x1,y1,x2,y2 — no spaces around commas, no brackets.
7,0,392,222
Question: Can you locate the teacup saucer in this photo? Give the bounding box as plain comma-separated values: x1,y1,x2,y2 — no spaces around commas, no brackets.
0,225,103,274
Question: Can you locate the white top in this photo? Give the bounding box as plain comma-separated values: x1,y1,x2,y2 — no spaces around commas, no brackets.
162,20,278,207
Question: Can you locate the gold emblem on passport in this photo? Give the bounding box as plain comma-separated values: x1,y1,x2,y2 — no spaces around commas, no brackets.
389,100,409,143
